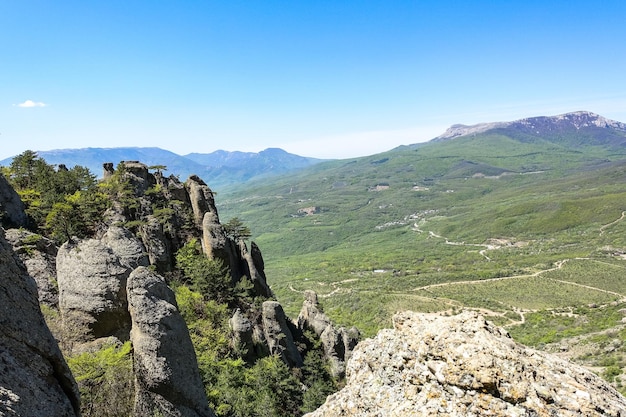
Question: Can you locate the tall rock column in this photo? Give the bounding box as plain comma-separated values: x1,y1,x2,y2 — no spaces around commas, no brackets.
262,301,303,368
0,228,80,416
127,266,215,417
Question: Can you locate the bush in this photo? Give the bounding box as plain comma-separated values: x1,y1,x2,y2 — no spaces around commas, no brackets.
67,341,134,417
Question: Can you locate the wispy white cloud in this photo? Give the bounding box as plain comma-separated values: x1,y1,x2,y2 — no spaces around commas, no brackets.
14,100,47,108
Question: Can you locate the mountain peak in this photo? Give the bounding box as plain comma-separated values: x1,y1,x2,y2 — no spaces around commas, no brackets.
434,111,626,142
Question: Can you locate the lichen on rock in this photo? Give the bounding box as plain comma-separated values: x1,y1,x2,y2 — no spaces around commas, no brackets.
306,310,626,417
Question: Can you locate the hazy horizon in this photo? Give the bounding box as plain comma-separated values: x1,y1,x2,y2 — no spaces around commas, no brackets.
2,1,626,160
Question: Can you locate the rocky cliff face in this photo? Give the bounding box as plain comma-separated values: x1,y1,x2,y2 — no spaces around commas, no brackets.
0,228,80,416
57,225,150,342
306,311,626,417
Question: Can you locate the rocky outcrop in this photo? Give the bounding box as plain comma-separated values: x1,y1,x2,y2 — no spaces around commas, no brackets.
0,228,80,416
238,240,272,298
229,308,255,361
186,175,219,229
139,217,172,271
57,226,149,341
201,210,233,268
0,173,29,229
5,229,59,306
128,266,215,417
306,310,626,416
297,290,359,377
262,301,303,368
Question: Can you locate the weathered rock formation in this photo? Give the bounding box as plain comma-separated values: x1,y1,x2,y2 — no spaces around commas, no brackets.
306,311,626,416
1,160,354,416
5,228,59,306
297,290,359,377
229,308,255,361
262,301,303,367
128,266,215,417
0,173,29,229
0,228,80,416
57,225,149,342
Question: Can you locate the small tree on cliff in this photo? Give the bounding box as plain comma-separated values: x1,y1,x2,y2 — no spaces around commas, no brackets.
175,239,234,304
223,217,251,241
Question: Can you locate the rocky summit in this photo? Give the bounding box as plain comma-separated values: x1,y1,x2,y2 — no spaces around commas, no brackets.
306,311,626,417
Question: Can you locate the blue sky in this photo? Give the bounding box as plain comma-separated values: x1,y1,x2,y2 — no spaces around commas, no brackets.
2,1,626,160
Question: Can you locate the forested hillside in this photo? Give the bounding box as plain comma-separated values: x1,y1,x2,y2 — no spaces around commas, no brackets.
0,151,345,417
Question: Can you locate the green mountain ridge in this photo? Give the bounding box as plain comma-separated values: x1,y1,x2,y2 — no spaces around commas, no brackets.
214,111,626,394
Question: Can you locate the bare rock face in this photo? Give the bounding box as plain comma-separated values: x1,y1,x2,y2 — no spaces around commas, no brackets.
5,229,59,306
127,266,215,417
262,301,303,368
306,311,626,417
201,210,232,266
57,226,149,341
298,290,359,377
229,308,256,361
139,217,172,271
238,240,272,298
0,228,80,416
0,173,29,229
186,175,219,229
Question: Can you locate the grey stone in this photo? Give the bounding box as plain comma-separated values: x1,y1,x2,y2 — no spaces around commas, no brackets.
0,228,80,416
57,226,149,341
5,228,59,306
127,266,215,417
262,301,303,368
306,311,626,417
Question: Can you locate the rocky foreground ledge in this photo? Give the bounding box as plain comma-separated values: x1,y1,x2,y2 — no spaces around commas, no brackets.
306,311,626,417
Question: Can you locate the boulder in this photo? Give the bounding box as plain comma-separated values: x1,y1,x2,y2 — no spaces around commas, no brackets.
0,228,80,416
5,228,59,306
201,210,231,264
122,161,155,195
57,226,149,341
306,311,626,416
262,301,303,368
127,266,215,417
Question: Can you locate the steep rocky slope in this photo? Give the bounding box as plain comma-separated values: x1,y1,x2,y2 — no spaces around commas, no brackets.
306,311,626,416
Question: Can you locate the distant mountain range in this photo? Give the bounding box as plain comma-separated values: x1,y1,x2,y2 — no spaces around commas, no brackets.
3,111,625,190
0,147,326,190
431,111,626,146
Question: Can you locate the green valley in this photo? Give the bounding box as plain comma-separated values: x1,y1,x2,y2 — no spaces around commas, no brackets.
217,113,626,393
